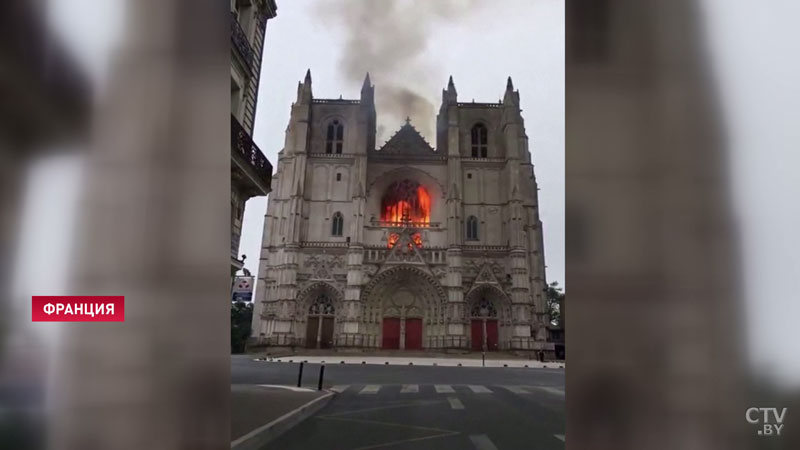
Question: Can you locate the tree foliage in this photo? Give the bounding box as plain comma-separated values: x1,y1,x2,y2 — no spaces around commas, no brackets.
546,281,565,327
231,301,253,354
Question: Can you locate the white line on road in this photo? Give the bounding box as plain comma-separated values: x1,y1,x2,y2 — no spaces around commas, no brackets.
400,384,419,393
536,387,565,396
554,434,565,442
447,397,465,410
468,385,493,394
434,384,455,393
499,385,530,394
256,384,315,392
359,385,381,394
469,434,499,450
330,385,350,393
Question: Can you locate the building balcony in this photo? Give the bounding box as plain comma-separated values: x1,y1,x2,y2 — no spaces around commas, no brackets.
231,114,272,198
230,11,256,73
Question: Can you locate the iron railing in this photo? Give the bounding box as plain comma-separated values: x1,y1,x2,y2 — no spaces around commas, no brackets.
230,11,255,72
231,115,272,190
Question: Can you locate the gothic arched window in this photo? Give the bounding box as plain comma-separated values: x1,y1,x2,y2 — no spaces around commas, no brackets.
308,295,335,316
471,123,488,158
331,212,344,236
326,119,344,154
466,216,479,240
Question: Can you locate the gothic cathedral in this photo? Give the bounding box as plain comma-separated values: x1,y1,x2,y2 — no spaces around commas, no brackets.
251,71,552,356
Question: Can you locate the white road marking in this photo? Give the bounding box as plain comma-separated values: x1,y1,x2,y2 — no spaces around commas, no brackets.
256,384,315,392
554,434,566,442
499,385,530,394
536,386,565,396
468,385,493,394
447,397,465,410
469,434,499,450
434,384,455,393
330,385,350,393
359,385,381,394
400,384,419,393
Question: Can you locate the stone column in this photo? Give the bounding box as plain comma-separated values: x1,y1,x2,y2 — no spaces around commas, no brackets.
341,245,364,346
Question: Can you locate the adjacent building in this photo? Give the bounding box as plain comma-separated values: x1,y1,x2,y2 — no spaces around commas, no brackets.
231,0,277,276
251,72,554,356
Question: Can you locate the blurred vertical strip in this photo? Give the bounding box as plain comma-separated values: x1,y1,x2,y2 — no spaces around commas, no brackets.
39,1,230,449
566,0,746,449
0,1,90,449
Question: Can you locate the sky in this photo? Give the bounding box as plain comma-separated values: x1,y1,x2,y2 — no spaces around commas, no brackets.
23,0,800,386
240,0,566,287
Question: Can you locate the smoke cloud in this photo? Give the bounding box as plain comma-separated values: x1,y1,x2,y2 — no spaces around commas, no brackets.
317,0,482,145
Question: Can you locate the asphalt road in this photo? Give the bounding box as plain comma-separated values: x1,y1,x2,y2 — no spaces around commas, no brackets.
232,356,565,450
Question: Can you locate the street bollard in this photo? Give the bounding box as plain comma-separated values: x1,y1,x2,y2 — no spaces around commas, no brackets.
482,352,485,367
297,362,304,388
318,365,325,391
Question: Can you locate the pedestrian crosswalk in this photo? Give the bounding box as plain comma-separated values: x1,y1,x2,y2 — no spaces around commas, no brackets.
468,384,493,394
400,384,419,393
359,385,381,394
326,384,564,396
434,384,456,393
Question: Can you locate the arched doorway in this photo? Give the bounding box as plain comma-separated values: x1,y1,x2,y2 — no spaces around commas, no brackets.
298,283,341,349
306,294,335,349
362,266,447,350
466,285,512,351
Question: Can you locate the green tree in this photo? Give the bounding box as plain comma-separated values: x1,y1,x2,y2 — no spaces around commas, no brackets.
231,301,253,354
546,281,565,327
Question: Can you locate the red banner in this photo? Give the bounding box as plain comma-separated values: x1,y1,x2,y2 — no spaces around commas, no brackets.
32,296,125,322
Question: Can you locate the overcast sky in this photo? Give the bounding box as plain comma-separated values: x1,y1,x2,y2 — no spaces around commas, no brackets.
241,0,566,287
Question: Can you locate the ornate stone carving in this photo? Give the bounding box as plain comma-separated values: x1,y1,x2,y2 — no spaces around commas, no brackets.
306,254,344,280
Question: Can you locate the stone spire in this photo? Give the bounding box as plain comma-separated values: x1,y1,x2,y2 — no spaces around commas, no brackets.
443,75,458,104
362,72,372,91
297,69,313,104
503,75,519,107
360,72,374,104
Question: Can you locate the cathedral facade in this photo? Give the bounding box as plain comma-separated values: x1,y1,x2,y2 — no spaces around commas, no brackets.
251,71,552,355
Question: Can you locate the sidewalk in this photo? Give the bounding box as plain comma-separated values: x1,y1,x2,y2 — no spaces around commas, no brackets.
257,355,565,369
231,385,333,450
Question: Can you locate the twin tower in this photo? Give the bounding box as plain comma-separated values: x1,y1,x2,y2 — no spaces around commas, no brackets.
251,70,552,357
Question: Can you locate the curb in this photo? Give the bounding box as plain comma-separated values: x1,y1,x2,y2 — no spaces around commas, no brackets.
253,357,565,369
231,391,334,450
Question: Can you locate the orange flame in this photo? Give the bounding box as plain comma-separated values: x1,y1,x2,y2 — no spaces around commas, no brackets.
381,181,431,249
381,184,431,224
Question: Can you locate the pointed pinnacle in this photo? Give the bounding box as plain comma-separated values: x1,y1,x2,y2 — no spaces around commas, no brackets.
447,75,456,92
506,76,514,91
305,68,312,83
362,72,372,89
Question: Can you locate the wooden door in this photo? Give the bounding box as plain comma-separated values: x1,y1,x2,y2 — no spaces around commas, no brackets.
404,318,423,350
486,320,499,351
471,319,483,351
306,317,319,349
320,317,334,349
382,318,400,349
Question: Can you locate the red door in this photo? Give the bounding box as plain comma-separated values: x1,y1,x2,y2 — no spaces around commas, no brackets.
405,318,423,350
382,318,400,349
471,319,483,351
486,320,499,351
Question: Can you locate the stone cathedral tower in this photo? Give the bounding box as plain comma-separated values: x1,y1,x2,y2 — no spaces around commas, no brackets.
252,72,553,356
